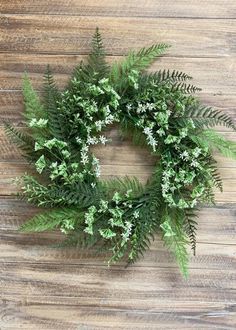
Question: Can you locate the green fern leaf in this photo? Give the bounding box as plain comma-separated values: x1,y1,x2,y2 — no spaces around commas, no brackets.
3,122,37,161
87,27,110,78
43,66,65,139
184,208,198,256
110,43,170,89
22,74,45,123
182,105,236,131
19,207,80,232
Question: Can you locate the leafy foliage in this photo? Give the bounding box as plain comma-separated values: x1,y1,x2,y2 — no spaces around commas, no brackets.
22,74,45,122
192,129,236,159
182,105,236,131
4,122,37,162
4,28,236,278
110,43,170,92
183,208,198,256
20,207,82,233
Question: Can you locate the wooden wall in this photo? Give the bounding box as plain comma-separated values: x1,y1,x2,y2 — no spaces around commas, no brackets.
0,1,236,329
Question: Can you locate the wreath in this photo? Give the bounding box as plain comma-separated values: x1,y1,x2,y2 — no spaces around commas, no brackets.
5,29,236,277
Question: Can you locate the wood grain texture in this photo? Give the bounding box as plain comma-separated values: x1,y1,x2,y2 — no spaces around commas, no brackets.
0,1,236,329
0,0,236,18
0,15,235,57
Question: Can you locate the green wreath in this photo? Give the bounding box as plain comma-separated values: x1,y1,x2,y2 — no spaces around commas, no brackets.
5,29,236,277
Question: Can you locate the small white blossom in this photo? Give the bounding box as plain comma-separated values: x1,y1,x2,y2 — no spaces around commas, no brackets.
143,127,158,151
105,114,115,125
190,160,199,167
133,210,140,219
180,150,189,160
99,135,108,145
193,147,202,158
95,120,103,131
87,136,98,145
143,127,152,135
146,103,155,111
121,221,133,243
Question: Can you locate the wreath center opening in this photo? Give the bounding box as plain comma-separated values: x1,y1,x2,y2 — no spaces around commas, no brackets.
91,125,157,184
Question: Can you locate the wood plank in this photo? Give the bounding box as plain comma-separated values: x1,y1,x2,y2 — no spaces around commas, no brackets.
1,261,236,301
1,229,236,270
0,288,236,329
1,263,236,321
1,0,236,18
0,16,235,56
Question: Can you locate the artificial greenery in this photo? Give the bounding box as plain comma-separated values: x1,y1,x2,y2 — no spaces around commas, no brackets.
5,28,236,278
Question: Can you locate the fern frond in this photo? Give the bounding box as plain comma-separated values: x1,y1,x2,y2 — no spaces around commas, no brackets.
87,27,109,79
43,66,64,139
160,209,190,278
206,154,223,192
139,69,192,88
184,208,198,256
110,43,170,89
172,82,201,94
20,175,105,208
57,230,102,250
173,237,189,278
22,74,45,123
182,105,236,131
128,200,161,263
119,117,148,147
128,168,163,263
4,122,37,161
195,129,236,160
102,176,144,199
19,207,80,232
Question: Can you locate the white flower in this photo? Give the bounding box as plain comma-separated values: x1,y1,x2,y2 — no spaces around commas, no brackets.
137,103,146,114
121,221,133,243
149,137,158,151
190,160,199,167
146,103,155,111
143,127,152,135
81,149,89,165
87,136,98,145
193,147,202,158
81,145,89,153
94,164,101,177
143,127,157,151
180,151,189,160
105,114,115,125
133,210,139,219
99,135,108,145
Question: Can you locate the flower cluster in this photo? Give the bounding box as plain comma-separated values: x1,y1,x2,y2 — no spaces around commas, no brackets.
161,144,210,208
82,190,140,255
